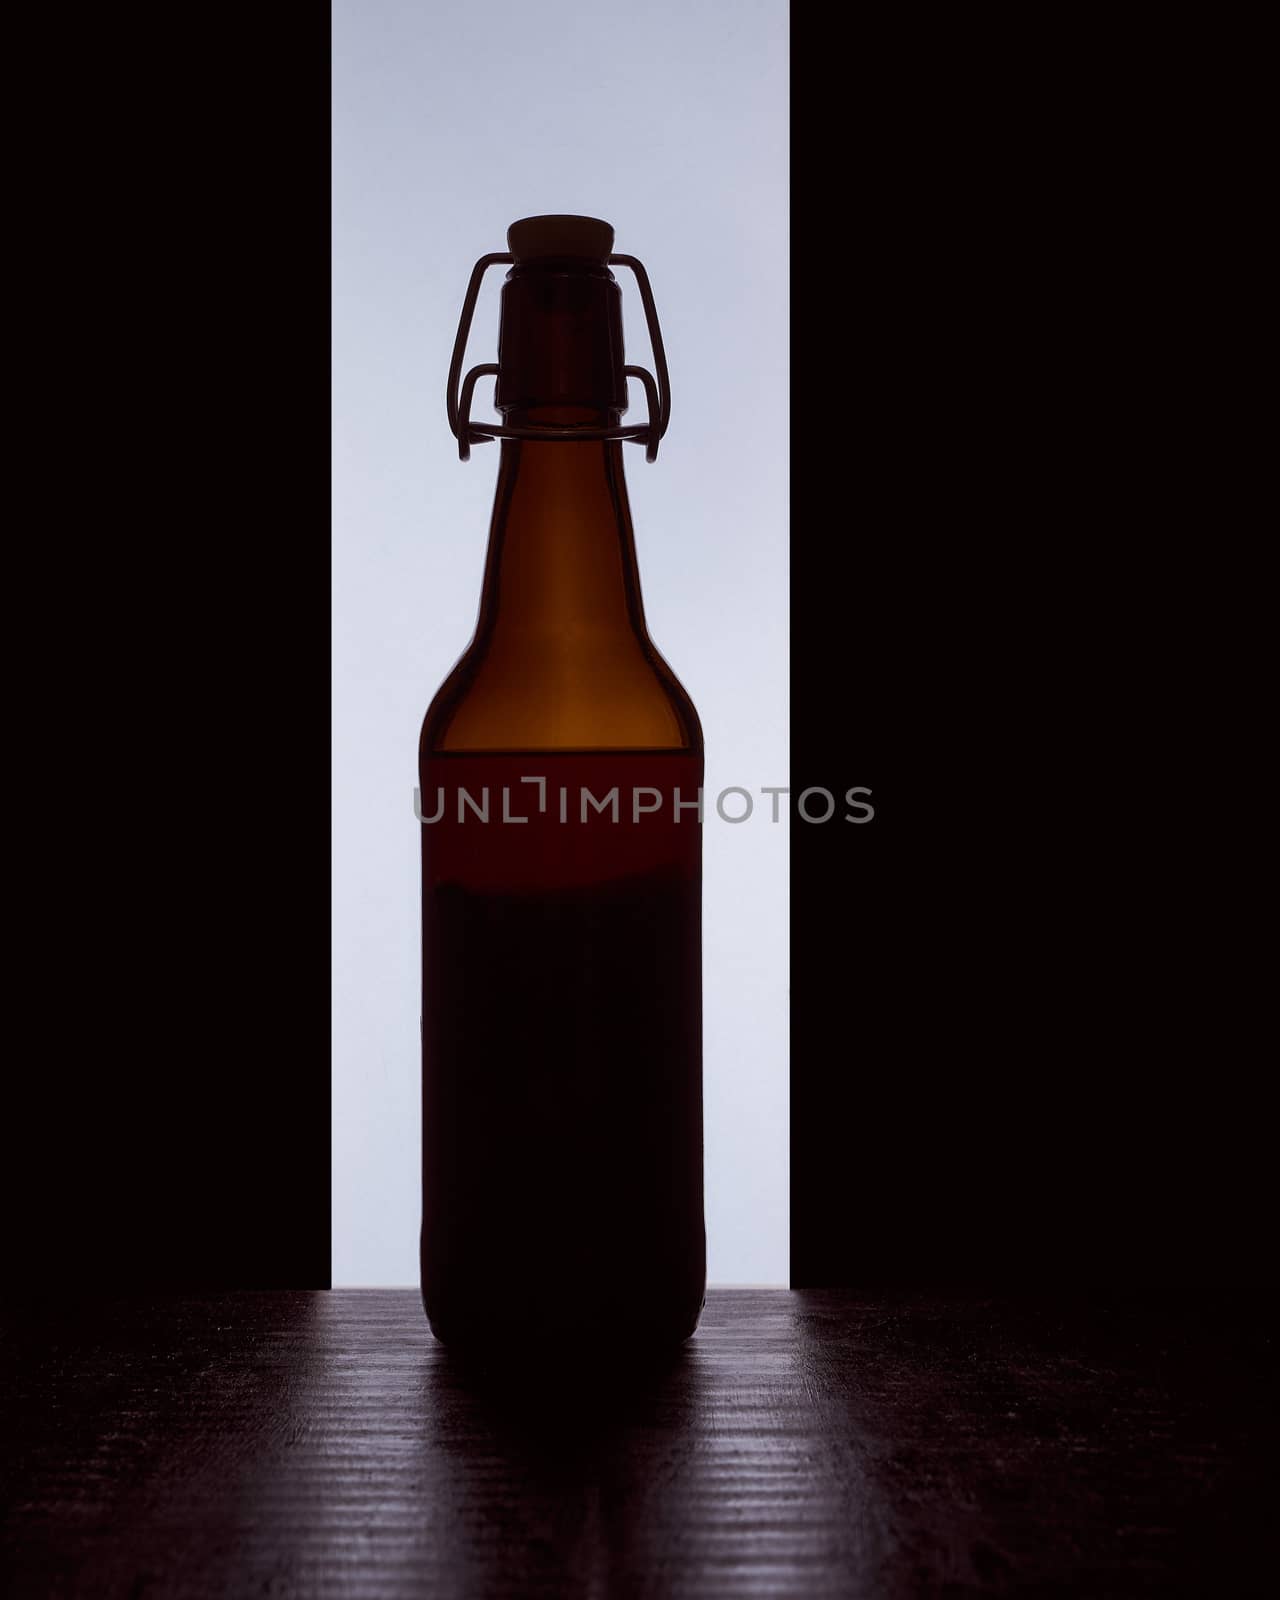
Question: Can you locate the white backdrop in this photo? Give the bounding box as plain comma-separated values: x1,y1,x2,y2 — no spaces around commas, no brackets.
332,0,789,1285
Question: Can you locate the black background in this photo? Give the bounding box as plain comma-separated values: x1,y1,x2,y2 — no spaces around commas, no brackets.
7,14,1266,1292
789,16,1268,1285
10,13,332,1287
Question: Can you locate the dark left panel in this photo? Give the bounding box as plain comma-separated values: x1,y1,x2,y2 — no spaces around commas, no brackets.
9,13,332,1287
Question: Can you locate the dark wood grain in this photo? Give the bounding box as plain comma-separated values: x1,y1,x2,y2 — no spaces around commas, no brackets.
0,1291,1270,1597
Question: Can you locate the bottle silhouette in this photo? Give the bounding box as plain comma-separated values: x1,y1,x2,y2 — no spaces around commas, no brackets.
420,216,705,1348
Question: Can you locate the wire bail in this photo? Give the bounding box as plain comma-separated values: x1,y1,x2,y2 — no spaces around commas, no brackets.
446,253,671,463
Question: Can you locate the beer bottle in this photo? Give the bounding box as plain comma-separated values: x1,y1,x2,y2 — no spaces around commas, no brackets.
419,216,705,1347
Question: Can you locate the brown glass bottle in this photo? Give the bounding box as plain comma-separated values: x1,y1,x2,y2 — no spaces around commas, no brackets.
419,217,705,1348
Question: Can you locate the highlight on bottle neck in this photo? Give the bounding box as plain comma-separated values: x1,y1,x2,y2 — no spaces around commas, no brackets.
446,214,671,463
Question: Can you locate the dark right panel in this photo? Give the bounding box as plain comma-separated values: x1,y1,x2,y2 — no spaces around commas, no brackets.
788,16,1269,1287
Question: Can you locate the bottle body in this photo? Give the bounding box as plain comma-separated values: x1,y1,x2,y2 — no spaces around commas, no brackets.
419,747,704,1346
419,433,705,1348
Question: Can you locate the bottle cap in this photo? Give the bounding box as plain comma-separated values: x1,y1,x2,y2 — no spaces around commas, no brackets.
449,222,668,460
507,215,615,264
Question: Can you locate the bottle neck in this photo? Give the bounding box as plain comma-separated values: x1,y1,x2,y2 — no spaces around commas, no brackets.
475,417,647,648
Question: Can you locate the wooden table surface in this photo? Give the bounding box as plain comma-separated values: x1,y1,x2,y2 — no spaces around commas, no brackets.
0,1290,1269,1597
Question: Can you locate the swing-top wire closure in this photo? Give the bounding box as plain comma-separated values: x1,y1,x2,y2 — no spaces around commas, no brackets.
446,254,671,464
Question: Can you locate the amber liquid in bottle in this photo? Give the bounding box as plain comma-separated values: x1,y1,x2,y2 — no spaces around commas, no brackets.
419,219,705,1347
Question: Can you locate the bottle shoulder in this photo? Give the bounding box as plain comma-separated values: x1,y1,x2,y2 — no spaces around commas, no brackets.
421,627,701,756
640,636,703,746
